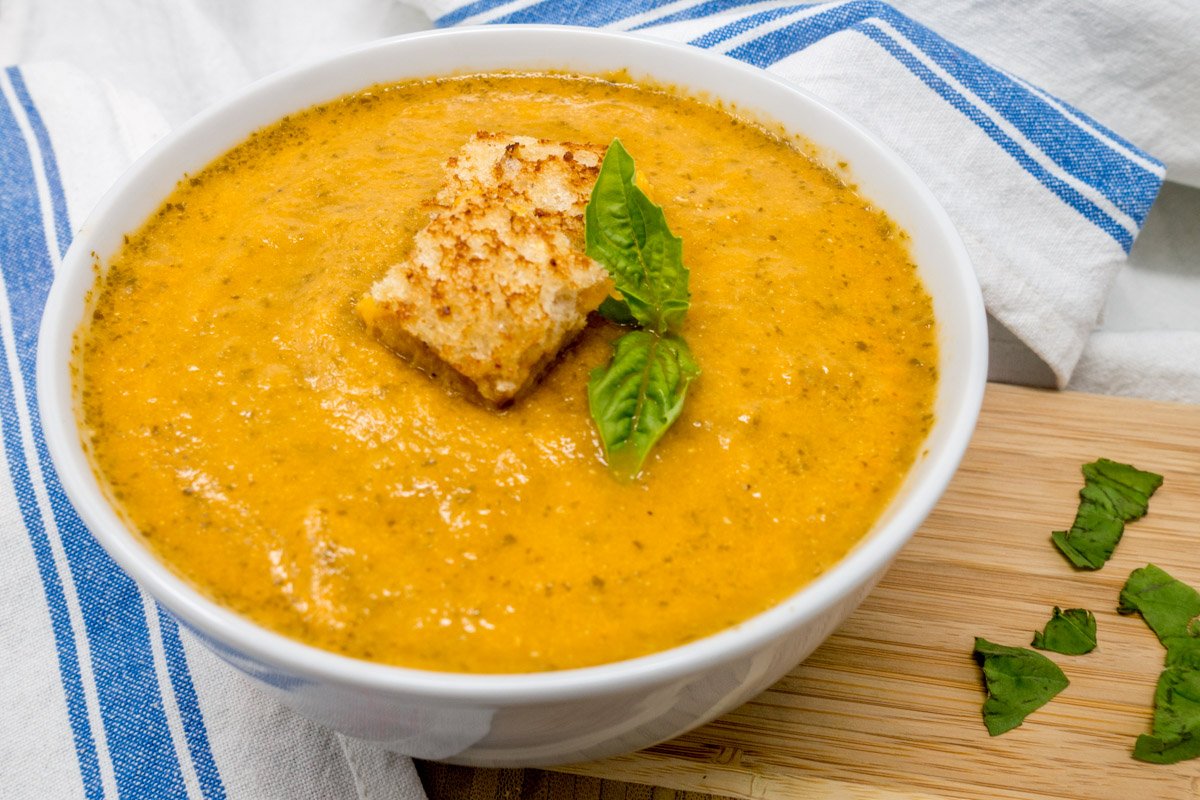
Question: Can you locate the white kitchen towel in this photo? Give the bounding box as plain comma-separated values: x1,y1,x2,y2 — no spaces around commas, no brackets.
414,0,1172,390
0,62,425,800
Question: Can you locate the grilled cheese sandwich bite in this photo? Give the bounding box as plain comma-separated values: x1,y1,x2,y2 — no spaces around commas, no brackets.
358,132,612,406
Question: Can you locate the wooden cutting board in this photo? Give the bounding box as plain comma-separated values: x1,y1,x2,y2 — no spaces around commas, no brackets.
529,383,1200,799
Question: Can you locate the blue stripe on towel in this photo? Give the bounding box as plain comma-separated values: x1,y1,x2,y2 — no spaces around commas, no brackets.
0,87,104,800
850,20,1133,249
0,73,205,798
159,610,227,800
6,68,72,259
877,10,1161,226
689,2,815,48
435,0,524,26
484,0,680,26
630,0,790,30
1023,80,1153,165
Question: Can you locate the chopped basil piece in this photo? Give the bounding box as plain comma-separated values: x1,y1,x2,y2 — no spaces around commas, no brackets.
1051,459,1163,570
1118,564,1200,648
973,637,1069,736
1132,662,1200,764
1120,564,1200,764
1031,607,1097,655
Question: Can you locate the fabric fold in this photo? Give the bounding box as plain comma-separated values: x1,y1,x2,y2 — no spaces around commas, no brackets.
411,0,1169,388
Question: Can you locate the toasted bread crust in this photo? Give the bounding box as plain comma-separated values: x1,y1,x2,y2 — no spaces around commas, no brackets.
359,132,611,405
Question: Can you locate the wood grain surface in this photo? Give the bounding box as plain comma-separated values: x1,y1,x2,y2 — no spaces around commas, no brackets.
423,384,1200,799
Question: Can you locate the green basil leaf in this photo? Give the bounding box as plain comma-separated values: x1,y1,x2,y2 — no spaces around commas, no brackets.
585,139,689,334
584,140,698,478
1083,458,1164,520
588,330,699,480
1167,638,1200,669
596,295,637,326
1119,565,1200,764
1132,663,1200,764
1031,607,1097,655
973,637,1069,736
1118,564,1200,649
1133,731,1200,765
1051,519,1124,571
1052,459,1163,570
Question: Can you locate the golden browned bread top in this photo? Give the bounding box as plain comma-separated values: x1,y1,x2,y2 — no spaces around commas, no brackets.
359,132,612,405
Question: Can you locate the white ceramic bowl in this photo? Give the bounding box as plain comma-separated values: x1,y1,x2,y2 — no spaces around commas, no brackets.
38,25,987,767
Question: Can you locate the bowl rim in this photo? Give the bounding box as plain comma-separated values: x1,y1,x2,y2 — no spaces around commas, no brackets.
37,24,988,705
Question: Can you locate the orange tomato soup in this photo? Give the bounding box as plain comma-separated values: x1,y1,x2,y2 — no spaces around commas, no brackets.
77,73,937,672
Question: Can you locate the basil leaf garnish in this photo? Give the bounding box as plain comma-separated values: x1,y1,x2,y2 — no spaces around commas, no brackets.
1051,459,1163,570
585,139,689,334
584,140,698,478
1031,607,1097,655
974,637,1069,736
596,295,638,326
587,331,698,480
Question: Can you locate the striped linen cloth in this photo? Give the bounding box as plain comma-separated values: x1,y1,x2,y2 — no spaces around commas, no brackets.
0,64,423,800
0,3,1166,799
422,0,1167,387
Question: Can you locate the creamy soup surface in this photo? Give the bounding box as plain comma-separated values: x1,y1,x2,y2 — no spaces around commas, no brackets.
78,72,938,673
